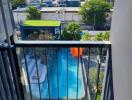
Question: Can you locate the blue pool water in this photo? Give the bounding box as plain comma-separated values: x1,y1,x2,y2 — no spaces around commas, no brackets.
29,49,84,99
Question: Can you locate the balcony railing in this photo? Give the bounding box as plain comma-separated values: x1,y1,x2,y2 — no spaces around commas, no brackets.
0,41,114,100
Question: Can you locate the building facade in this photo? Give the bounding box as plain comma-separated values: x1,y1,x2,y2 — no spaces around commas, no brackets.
13,7,83,24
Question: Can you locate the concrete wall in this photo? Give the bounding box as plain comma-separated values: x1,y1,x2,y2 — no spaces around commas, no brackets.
26,0,53,4
13,12,27,23
110,0,132,100
41,12,82,22
26,0,41,4
13,11,82,23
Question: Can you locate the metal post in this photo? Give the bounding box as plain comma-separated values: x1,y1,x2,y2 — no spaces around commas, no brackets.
66,48,69,100
108,46,114,100
23,48,33,100
0,74,7,100
56,49,60,100
0,52,12,100
76,48,79,100
33,48,42,100
95,48,102,100
45,48,51,99
1,51,17,100
86,47,90,99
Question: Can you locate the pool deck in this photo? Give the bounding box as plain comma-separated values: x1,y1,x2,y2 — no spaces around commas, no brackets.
22,55,47,84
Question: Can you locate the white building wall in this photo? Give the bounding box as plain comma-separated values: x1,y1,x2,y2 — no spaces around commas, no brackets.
64,12,82,21
26,0,31,4
26,0,52,4
41,12,58,20
13,12,27,23
43,0,52,3
13,7,82,23
110,0,132,100
41,12,82,22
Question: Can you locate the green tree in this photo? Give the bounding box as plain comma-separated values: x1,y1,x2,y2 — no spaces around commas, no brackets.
11,0,26,9
61,22,81,40
103,31,110,40
61,29,73,40
26,7,41,20
94,33,103,41
79,0,112,26
81,32,91,41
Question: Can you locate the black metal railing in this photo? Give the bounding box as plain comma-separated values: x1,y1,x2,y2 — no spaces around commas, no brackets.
101,47,114,100
0,0,114,99
0,41,114,100
0,43,24,100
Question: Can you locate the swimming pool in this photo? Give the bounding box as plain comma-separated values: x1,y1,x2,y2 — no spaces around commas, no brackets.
27,48,85,99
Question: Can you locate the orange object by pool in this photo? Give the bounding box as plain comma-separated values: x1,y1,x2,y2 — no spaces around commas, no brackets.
70,48,83,57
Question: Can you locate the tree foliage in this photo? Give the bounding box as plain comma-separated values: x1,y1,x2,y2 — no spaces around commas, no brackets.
94,33,103,41
79,0,112,26
11,0,26,9
94,32,110,41
26,7,41,20
103,31,110,40
61,29,73,40
81,32,90,41
61,22,81,40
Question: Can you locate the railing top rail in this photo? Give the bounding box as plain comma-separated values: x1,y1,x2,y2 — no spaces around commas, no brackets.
15,40,111,48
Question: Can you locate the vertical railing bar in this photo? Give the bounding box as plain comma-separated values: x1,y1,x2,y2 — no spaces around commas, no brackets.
101,48,110,100
108,85,111,100
66,48,68,100
23,48,33,100
0,3,23,98
106,74,110,100
76,48,79,100
1,51,17,100
103,67,109,100
80,49,91,100
86,47,91,99
0,74,7,100
12,46,26,100
108,47,114,100
104,70,110,100
7,47,23,100
45,48,51,100
95,47,102,100
87,48,91,79
56,48,59,100
102,47,113,100
33,48,42,100
110,71,114,100
0,52,11,100
0,0,23,98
